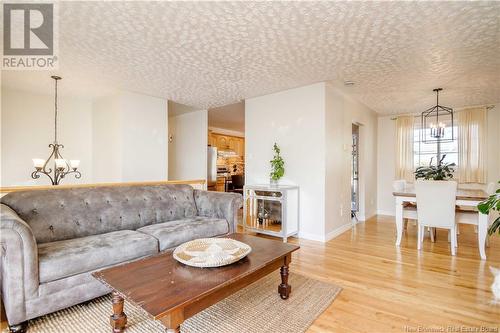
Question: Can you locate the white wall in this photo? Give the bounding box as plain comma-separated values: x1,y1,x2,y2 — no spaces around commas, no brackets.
325,86,347,237
1,87,93,186
92,96,122,182
1,87,168,186
168,110,208,182
376,116,397,215
325,83,378,238
246,83,327,241
120,93,168,182
245,82,378,242
376,105,500,216
92,92,168,183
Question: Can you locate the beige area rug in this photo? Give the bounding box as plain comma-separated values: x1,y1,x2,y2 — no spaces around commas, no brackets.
10,273,341,333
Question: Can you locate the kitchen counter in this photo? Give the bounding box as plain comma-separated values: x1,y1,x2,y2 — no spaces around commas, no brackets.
215,174,244,192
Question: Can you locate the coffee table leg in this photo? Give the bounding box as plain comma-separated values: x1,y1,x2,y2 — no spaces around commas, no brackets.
110,291,127,333
278,254,292,300
165,329,180,333
159,309,184,333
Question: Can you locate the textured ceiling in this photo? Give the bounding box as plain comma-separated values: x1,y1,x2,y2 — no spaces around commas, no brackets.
208,102,245,132
2,1,500,115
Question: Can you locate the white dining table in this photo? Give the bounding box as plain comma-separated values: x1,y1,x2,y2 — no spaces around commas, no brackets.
393,187,489,260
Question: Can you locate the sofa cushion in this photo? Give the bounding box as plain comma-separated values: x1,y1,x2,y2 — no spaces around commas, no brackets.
137,217,229,251
1,184,197,243
38,230,158,283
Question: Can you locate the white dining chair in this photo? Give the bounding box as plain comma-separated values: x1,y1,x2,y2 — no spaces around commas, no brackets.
393,180,436,242
415,180,458,255
455,182,496,246
393,180,417,228
393,179,439,242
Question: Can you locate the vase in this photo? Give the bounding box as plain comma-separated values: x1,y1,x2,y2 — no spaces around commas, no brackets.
270,178,279,187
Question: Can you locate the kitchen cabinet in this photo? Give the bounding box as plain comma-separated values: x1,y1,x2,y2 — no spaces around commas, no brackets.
226,136,244,157
216,177,226,192
208,132,245,159
208,132,217,147
228,137,238,152
236,138,245,157
217,136,229,150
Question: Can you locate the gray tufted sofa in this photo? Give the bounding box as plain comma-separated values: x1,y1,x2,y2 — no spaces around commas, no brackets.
0,184,242,331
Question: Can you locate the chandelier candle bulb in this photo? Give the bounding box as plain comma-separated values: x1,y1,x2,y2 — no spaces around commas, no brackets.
70,160,80,170
439,123,445,137
32,159,45,169
55,159,67,170
430,123,438,138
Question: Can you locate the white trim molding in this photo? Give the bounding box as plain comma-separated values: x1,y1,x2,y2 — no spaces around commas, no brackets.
325,223,353,242
377,210,395,217
298,223,352,242
297,231,326,242
208,126,244,138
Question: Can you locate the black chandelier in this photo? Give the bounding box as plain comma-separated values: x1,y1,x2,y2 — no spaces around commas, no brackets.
421,88,454,143
31,76,82,185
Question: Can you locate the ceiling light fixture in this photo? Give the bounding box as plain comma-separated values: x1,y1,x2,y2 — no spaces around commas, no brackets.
421,88,454,143
31,76,82,185
344,80,355,86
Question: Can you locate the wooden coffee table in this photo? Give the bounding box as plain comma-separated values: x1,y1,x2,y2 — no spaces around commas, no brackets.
92,233,300,332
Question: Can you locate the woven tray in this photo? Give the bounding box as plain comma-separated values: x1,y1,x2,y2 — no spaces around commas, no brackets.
173,238,252,268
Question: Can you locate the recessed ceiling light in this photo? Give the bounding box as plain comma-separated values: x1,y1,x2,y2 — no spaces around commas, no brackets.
344,81,355,86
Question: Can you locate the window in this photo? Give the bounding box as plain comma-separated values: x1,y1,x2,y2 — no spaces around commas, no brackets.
413,118,458,168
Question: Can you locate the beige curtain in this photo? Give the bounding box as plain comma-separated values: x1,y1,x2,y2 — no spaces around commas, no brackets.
395,116,414,182
458,107,487,183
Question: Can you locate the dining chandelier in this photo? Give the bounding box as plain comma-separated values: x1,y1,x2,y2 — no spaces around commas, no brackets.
421,88,454,143
31,76,81,185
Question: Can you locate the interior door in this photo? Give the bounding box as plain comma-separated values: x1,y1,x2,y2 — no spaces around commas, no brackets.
351,124,359,215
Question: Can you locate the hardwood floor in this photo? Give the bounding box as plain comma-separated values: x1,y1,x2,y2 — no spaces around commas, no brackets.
282,215,500,332
2,215,498,332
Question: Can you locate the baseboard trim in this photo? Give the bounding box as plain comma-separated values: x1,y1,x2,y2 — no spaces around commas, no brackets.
376,210,395,217
298,223,352,243
297,232,325,242
325,223,352,242
364,212,377,221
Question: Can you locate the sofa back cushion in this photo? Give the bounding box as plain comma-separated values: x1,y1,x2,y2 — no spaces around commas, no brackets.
0,184,197,244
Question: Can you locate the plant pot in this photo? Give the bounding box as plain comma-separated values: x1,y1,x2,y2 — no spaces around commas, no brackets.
270,178,279,187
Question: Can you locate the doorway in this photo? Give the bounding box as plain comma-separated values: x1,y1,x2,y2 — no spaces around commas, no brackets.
207,102,245,193
351,124,359,221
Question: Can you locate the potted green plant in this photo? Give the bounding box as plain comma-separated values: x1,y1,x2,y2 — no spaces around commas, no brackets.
414,154,456,180
478,181,500,236
270,143,284,186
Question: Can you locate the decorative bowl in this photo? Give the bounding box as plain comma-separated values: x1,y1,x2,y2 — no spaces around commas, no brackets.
173,238,252,268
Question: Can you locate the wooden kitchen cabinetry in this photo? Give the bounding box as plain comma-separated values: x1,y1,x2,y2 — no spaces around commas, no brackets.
216,177,226,192
208,132,245,158
208,133,217,147
216,136,229,150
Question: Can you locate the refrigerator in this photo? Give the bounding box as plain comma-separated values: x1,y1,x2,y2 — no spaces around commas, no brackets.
207,146,217,188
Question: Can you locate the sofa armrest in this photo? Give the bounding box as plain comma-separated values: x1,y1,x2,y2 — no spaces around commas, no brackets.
193,190,243,234
0,203,39,325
